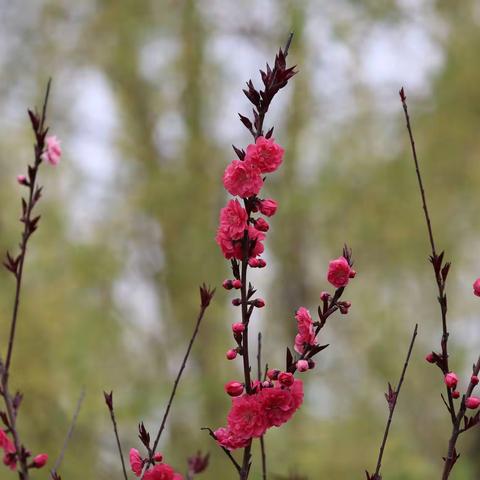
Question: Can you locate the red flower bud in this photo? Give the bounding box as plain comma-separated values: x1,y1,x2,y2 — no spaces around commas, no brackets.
466,396,480,409
232,298,242,306
17,175,28,186
226,349,237,360
225,381,244,397
278,372,294,387
452,390,460,399
474,278,480,297
223,279,233,290
153,452,163,462
444,372,458,389
253,298,265,308
257,258,267,268
248,258,260,268
232,279,242,289
255,218,269,232
349,269,357,278
32,454,48,469
320,291,330,302
425,352,436,364
472,375,479,386
232,323,245,334
267,369,280,380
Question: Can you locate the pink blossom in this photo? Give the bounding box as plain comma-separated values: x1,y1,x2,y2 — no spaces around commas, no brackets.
327,256,352,288
215,226,238,259
144,463,177,480
216,225,265,260
32,453,48,468
247,226,265,258
259,379,304,428
444,372,458,389
219,200,248,240
0,430,15,470
41,135,61,166
465,396,480,409
227,394,268,440
246,136,284,173
474,278,480,297
259,199,278,217
129,448,143,477
223,160,263,198
214,427,250,451
294,307,317,354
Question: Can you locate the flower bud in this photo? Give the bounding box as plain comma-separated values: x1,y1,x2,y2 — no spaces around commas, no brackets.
320,291,330,302
259,199,277,217
255,218,269,232
257,258,267,268
262,381,273,388
248,258,259,268
232,322,245,334
474,278,480,297
307,359,316,369
267,369,280,380
226,349,237,360
278,371,294,387
296,360,309,372
223,279,233,290
225,381,244,397
472,375,479,386
452,390,460,399
232,298,241,306
153,452,163,463
250,380,262,393
425,352,436,364
349,269,357,278
32,454,48,469
17,175,28,186
253,298,265,308
232,279,242,289
466,396,480,409
444,372,458,389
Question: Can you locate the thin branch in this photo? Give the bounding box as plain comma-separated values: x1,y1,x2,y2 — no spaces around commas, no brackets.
369,324,418,478
51,388,86,476
143,286,215,476
400,88,456,424
104,391,128,480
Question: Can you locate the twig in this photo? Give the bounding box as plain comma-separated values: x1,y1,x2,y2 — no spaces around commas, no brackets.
51,388,86,476
400,87,456,424
142,285,215,476
257,333,267,480
201,427,241,473
367,324,418,479
104,391,128,480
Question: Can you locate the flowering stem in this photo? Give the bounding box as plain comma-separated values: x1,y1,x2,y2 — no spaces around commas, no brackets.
51,388,86,477
399,88,456,424
441,356,480,479
1,79,52,480
143,285,214,476
369,324,418,479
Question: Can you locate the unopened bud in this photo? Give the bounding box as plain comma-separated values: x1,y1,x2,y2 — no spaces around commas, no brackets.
320,291,330,302
472,375,479,386
452,390,460,399
17,175,28,186
226,349,237,360
232,322,245,334
153,452,163,462
278,371,294,387
225,381,244,397
466,396,480,409
232,279,242,289
254,218,269,232
262,381,273,388
248,258,260,268
349,269,357,278
223,279,233,290
267,369,280,380
296,360,309,372
32,454,48,469
444,372,458,389
425,352,436,364
253,298,265,308
232,298,242,306
257,259,267,268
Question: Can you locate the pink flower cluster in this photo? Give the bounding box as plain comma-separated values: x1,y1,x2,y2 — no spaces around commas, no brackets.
215,378,303,451
216,136,283,260
130,449,183,480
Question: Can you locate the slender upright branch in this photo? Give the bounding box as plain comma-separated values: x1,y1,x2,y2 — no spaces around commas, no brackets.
104,391,128,480
51,388,86,476
141,285,215,476
399,88,456,424
366,324,418,479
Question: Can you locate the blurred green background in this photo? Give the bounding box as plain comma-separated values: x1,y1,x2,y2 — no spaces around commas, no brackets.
1,0,480,478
